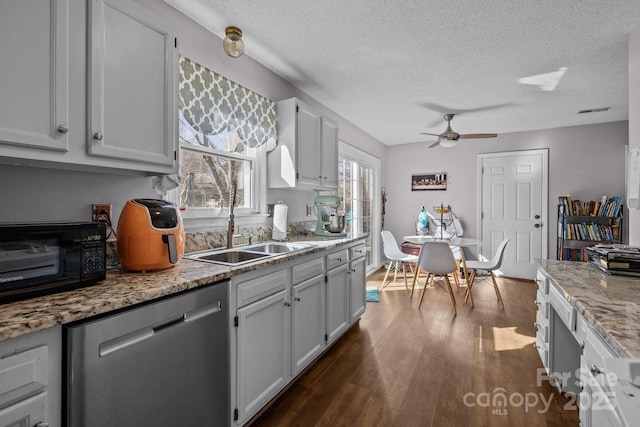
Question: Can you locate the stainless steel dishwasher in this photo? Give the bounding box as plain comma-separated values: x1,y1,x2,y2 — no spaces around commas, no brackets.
64,281,229,427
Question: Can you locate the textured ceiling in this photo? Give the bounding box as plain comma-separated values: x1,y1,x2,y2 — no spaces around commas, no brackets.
165,0,640,146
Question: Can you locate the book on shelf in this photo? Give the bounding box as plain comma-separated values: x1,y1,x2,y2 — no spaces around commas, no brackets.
557,195,623,218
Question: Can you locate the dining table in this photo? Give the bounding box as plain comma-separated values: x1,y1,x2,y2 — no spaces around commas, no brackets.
403,235,483,305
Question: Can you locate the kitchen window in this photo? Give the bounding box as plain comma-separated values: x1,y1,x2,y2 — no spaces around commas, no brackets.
174,111,267,226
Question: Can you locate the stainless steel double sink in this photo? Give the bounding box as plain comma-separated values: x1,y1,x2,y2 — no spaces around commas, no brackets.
184,242,312,266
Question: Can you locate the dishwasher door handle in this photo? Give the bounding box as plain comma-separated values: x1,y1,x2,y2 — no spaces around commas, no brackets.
99,300,223,357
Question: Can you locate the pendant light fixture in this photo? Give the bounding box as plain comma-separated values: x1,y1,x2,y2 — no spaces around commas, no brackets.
223,26,244,58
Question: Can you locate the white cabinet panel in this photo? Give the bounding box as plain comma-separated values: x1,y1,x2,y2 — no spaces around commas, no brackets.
268,97,338,190
349,256,366,323
291,275,324,376
87,0,177,170
236,290,288,424
326,264,349,344
0,0,69,152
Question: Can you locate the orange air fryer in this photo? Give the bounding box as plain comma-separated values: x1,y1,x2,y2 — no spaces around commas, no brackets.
117,199,185,271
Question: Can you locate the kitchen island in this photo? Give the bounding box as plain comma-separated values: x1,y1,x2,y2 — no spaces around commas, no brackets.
535,259,640,358
535,259,640,427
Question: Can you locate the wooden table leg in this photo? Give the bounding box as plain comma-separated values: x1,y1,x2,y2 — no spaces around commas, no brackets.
460,250,474,308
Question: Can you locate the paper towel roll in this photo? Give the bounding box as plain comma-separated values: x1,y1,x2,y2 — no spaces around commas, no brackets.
272,202,288,240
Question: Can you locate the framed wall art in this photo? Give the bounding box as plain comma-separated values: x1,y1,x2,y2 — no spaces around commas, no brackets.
411,173,447,191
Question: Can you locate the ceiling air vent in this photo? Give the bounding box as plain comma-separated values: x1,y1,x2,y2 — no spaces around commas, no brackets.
577,107,610,114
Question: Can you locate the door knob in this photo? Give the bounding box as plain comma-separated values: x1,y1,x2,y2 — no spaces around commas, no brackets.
57,125,69,134
93,131,103,140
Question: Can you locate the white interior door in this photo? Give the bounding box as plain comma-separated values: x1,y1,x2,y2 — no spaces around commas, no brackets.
477,150,548,280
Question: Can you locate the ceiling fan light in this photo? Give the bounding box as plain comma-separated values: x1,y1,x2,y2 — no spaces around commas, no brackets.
439,137,457,148
223,26,244,58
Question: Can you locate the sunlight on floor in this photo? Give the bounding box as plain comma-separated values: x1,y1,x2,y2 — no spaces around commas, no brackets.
492,326,536,351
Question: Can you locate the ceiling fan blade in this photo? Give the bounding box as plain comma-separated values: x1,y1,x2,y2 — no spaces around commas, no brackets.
427,141,440,148
420,132,441,137
459,133,498,139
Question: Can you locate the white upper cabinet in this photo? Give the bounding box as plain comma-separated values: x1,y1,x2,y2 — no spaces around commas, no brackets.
87,0,177,169
0,0,69,152
0,0,177,175
268,98,339,190
320,117,339,189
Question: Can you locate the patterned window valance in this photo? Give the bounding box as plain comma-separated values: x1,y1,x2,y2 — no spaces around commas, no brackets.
178,55,277,149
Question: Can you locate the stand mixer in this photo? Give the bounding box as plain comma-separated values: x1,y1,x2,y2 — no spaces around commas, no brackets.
314,195,347,236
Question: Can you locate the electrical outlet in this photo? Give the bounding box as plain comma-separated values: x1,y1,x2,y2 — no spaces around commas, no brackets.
92,204,111,223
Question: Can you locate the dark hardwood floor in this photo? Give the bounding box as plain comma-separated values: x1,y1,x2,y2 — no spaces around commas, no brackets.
249,269,579,427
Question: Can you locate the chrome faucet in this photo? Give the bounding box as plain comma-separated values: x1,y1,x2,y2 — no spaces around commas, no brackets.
227,180,237,249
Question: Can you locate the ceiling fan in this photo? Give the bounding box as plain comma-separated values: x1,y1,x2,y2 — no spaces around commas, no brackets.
421,113,498,148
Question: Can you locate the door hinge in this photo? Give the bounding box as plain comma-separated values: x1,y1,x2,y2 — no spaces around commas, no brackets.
325,334,328,342
296,172,299,179
296,105,299,113
481,212,484,219
174,150,177,161
234,408,238,421
174,37,177,48
325,275,328,283
234,316,238,327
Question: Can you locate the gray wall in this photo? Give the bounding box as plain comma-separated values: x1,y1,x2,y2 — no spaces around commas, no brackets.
383,121,628,257
0,0,386,227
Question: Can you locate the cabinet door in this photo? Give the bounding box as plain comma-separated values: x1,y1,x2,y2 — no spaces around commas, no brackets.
0,0,69,152
320,117,339,188
326,264,350,344
236,290,288,423
580,372,622,427
87,0,177,170
295,103,322,186
349,256,366,323
0,392,47,427
291,274,325,376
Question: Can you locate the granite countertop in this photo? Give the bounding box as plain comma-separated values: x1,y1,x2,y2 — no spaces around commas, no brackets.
536,259,640,358
0,234,366,342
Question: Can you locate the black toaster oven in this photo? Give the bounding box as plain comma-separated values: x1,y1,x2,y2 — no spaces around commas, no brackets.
0,222,106,303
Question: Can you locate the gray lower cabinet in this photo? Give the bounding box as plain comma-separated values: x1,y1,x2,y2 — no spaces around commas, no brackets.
291,258,325,376
0,327,61,427
236,289,288,423
349,244,367,323
232,242,366,425
325,249,350,344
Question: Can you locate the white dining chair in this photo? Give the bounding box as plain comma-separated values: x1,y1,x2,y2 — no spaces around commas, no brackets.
464,238,510,309
381,231,418,292
411,242,457,314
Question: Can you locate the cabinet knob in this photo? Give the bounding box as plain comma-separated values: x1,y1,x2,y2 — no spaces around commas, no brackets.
284,301,291,307
57,125,69,134
580,341,585,349
294,296,301,302
533,344,539,349
93,131,103,141
590,364,603,376
534,300,540,306
34,423,49,427
533,322,539,328
534,223,541,228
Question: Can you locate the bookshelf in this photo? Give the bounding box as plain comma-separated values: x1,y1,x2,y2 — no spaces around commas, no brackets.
557,196,623,261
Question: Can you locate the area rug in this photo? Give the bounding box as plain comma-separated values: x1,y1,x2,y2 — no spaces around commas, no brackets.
366,287,380,303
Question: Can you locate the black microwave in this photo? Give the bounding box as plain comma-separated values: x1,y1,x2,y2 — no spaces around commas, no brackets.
0,222,106,304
